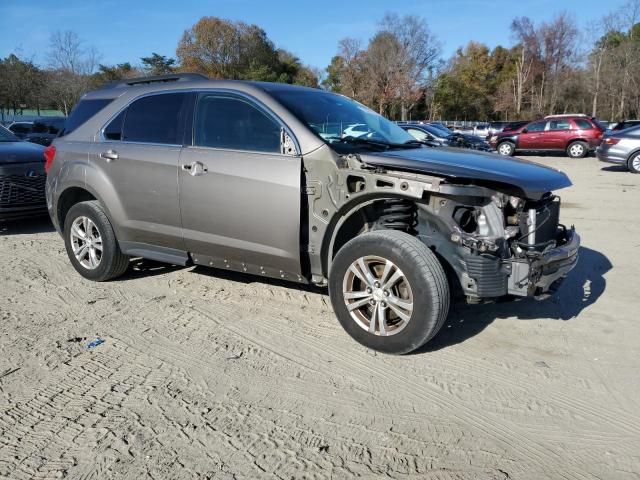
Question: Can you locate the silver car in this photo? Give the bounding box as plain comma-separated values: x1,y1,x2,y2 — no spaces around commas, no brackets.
597,125,640,173
45,74,580,354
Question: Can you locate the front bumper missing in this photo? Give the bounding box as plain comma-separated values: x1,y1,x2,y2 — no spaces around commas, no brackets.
506,227,580,298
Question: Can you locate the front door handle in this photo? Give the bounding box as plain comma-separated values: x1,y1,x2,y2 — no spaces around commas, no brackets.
99,149,119,162
182,161,207,176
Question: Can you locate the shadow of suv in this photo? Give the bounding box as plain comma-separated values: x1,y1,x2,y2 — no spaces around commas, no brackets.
489,114,604,158
45,74,581,354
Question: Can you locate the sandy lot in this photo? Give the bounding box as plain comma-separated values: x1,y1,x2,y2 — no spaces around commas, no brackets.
1,155,639,480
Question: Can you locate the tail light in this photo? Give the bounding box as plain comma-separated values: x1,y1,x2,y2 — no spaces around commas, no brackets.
603,137,620,145
43,145,56,172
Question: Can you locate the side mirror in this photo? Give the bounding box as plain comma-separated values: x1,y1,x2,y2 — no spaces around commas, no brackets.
521,128,528,134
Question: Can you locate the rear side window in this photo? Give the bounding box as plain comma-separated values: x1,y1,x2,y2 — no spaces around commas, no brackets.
548,120,571,130
10,123,32,134
122,93,189,144
194,94,281,153
63,99,112,136
574,119,593,130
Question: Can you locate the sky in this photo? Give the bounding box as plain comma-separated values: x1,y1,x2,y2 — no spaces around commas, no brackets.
0,0,629,71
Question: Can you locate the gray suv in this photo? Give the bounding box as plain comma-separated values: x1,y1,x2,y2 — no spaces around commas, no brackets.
45,74,580,354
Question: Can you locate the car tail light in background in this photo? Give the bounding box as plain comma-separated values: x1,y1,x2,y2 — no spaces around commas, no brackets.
43,145,56,172
603,137,620,145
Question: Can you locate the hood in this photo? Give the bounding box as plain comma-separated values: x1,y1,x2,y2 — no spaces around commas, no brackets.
360,147,572,199
0,141,45,164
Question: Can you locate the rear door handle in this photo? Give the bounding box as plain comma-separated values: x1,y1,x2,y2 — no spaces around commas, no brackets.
99,149,119,162
182,161,207,176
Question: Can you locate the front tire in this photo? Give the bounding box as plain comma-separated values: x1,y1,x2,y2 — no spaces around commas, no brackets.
567,141,588,158
497,141,515,156
329,231,450,354
63,200,129,281
628,152,640,173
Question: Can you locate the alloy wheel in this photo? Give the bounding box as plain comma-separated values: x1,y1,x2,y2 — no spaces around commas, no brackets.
498,143,512,155
70,216,103,270
570,144,585,157
342,255,414,336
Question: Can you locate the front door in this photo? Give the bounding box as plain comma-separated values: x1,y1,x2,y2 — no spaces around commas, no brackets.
545,118,572,150
518,120,547,149
178,92,302,276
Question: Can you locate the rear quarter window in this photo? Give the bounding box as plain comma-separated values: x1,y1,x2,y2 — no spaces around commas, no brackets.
574,119,594,130
62,99,113,136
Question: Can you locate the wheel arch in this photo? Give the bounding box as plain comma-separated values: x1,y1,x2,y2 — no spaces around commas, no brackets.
321,193,424,277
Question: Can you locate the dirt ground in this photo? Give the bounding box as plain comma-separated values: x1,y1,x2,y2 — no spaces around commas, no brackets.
1,155,639,480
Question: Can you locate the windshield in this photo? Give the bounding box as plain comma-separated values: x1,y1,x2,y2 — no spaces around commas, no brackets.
427,123,454,137
271,90,414,148
0,126,19,142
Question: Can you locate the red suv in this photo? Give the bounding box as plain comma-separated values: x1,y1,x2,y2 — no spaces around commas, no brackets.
489,115,604,158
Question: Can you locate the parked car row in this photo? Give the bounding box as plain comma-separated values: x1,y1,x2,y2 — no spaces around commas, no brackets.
397,122,493,151
6,117,66,146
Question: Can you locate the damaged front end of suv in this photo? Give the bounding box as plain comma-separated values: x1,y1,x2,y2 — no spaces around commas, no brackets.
304,144,579,306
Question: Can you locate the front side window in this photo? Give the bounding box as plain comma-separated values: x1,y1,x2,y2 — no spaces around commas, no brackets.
193,94,281,153
121,93,188,144
548,120,571,131
525,121,546,133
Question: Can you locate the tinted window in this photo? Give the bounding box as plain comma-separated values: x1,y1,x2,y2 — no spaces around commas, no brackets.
62,99,111,136
104,110,126,141
574,119,593,130
9,123,32,134
122,93,188,144
0,126,18,141
194,94,281,153
32,119,65,135
548,120,571,130
526,121,546,132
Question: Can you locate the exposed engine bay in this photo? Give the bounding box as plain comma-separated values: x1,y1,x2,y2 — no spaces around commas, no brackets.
304,146,580,303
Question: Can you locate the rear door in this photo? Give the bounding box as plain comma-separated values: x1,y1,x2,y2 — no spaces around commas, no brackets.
517,121,547,149
178,91,302,276
545,118,573,149
89,92,191,250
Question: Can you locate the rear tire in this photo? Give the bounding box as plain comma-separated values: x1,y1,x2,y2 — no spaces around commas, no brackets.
329,230,450,354
567,141,588,158
628,152,640,173
497,141,515,156
63,201,129,281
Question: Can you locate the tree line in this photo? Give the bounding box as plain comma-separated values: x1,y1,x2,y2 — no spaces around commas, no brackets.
1,1,639,121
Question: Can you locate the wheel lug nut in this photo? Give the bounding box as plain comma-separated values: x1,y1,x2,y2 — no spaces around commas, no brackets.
381,301,387,308
369,299,376,305
384,290,389,296
366,287,372,294
374,282,380,288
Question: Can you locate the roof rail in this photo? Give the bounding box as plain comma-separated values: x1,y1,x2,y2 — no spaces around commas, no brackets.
106,73,209,89
544,113,589,119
